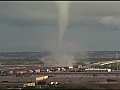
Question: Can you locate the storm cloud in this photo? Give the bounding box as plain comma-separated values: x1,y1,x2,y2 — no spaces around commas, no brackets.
0,1,120,52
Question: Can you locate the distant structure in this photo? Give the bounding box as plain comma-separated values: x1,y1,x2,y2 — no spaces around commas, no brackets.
106,39,107,51
85,68,111,72
116,52,118,72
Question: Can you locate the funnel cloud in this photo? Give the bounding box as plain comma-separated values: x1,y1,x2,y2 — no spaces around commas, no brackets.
56,1,71,46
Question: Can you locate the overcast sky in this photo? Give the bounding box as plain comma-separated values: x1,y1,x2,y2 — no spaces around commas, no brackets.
1,1,120,52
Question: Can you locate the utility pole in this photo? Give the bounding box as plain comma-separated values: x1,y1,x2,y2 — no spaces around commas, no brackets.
106,39,107,51
116,52,118,72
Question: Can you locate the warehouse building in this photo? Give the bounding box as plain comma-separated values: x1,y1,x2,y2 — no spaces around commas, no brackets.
46,75,119,85
85,68,111,72
0,75,48,84
0,82,35,88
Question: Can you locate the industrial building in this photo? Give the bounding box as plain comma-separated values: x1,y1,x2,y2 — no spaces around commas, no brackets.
45,74,120,89
85,68,111,72
0,82,35,88
0,75,48,88
0,75,48,83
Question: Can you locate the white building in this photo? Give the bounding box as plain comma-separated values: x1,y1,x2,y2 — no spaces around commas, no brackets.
85,68,111,72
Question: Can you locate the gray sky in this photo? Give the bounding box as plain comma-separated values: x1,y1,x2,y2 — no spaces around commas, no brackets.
0,1,120,52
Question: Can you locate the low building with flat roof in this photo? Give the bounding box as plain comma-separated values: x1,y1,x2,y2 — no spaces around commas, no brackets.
0,75,48,84
0,82,35,88
85,68,111,72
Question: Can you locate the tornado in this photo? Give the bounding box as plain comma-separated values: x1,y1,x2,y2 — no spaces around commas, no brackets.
56,1,71,47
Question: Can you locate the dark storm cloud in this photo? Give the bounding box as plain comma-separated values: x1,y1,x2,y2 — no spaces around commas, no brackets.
69,2,120,30
0,15,57,27
0,1,58,27
1,1,120,52
1,1,120,29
